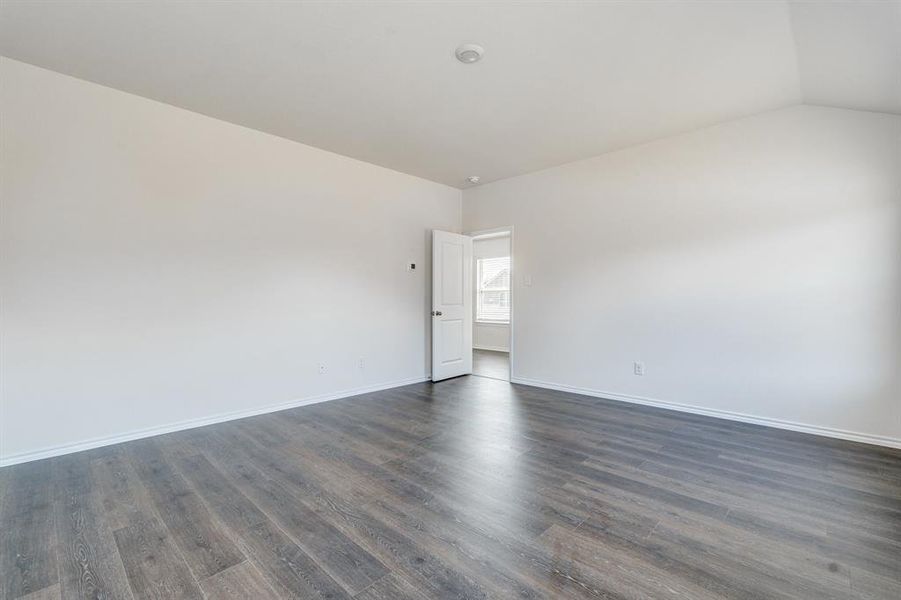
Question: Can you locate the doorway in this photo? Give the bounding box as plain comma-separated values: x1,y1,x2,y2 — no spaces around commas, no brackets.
470,228,512,381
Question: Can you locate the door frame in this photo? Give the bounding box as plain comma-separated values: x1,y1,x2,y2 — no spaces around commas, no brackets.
466,225,515,381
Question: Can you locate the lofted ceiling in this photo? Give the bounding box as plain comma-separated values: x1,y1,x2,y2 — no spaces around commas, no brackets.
1,1,898,188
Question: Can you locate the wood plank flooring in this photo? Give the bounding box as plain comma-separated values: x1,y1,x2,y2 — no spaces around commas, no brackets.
2,376,900,599
472,350,509,381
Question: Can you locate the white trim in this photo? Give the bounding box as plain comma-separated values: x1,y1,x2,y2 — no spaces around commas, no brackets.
473,345,510,353
0,375,430,467
510,376,901,450
468,227,511,240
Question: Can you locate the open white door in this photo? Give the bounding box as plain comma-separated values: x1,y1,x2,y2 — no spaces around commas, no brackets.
431,230,473,381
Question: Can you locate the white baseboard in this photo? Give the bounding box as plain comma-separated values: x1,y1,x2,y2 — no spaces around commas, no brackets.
510,376,901,450
0,375,430,467
473,345,510,353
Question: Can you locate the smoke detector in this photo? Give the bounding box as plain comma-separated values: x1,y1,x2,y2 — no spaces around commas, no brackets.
467,176,481,184
455,44,484,64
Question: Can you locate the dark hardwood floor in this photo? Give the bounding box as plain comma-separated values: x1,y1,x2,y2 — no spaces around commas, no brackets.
472,349,509,381
2,376,900,599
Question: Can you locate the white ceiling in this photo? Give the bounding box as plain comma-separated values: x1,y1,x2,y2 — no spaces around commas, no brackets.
1,1,898,188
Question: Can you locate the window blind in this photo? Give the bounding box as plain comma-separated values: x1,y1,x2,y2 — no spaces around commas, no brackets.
476,256,511,323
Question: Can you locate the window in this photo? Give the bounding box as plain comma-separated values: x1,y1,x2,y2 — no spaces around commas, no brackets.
476,256,511,323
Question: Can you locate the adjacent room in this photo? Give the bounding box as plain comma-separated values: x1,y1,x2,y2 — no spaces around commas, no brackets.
471,230,512,381
1,1,899,599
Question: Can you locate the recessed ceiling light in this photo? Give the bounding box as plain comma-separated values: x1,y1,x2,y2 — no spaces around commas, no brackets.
467,176,481,184
455,44,484,64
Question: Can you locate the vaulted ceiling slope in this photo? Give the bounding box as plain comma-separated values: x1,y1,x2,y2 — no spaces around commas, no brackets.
1,1,898,187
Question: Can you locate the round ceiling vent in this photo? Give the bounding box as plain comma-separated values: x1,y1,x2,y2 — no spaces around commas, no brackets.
455,44,484,64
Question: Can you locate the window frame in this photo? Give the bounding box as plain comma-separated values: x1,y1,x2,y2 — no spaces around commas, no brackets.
475,256,511,324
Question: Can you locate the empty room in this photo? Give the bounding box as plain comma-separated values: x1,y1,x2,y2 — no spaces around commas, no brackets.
1,1,900,599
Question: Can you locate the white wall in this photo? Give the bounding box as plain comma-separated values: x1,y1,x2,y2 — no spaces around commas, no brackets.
463,105,901,446
472,235,511,352
0,58,461,464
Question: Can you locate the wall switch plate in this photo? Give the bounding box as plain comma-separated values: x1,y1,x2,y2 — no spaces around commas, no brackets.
523,275,532,287
633,361,645,376
318,363,327,375
358,358,365,370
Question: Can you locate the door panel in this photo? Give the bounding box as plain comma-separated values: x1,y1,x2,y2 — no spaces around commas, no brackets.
440,320,464,363
432,230,472,381
440,241,464,305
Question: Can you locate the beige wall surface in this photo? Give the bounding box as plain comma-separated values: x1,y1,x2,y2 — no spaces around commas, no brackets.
0,58,462,462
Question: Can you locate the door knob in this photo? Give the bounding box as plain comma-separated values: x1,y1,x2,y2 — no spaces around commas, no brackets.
432,310,443,316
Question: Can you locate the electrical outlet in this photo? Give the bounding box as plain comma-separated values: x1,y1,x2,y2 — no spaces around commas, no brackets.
633,361,645,376
318,363,327,375
358,357,365,370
